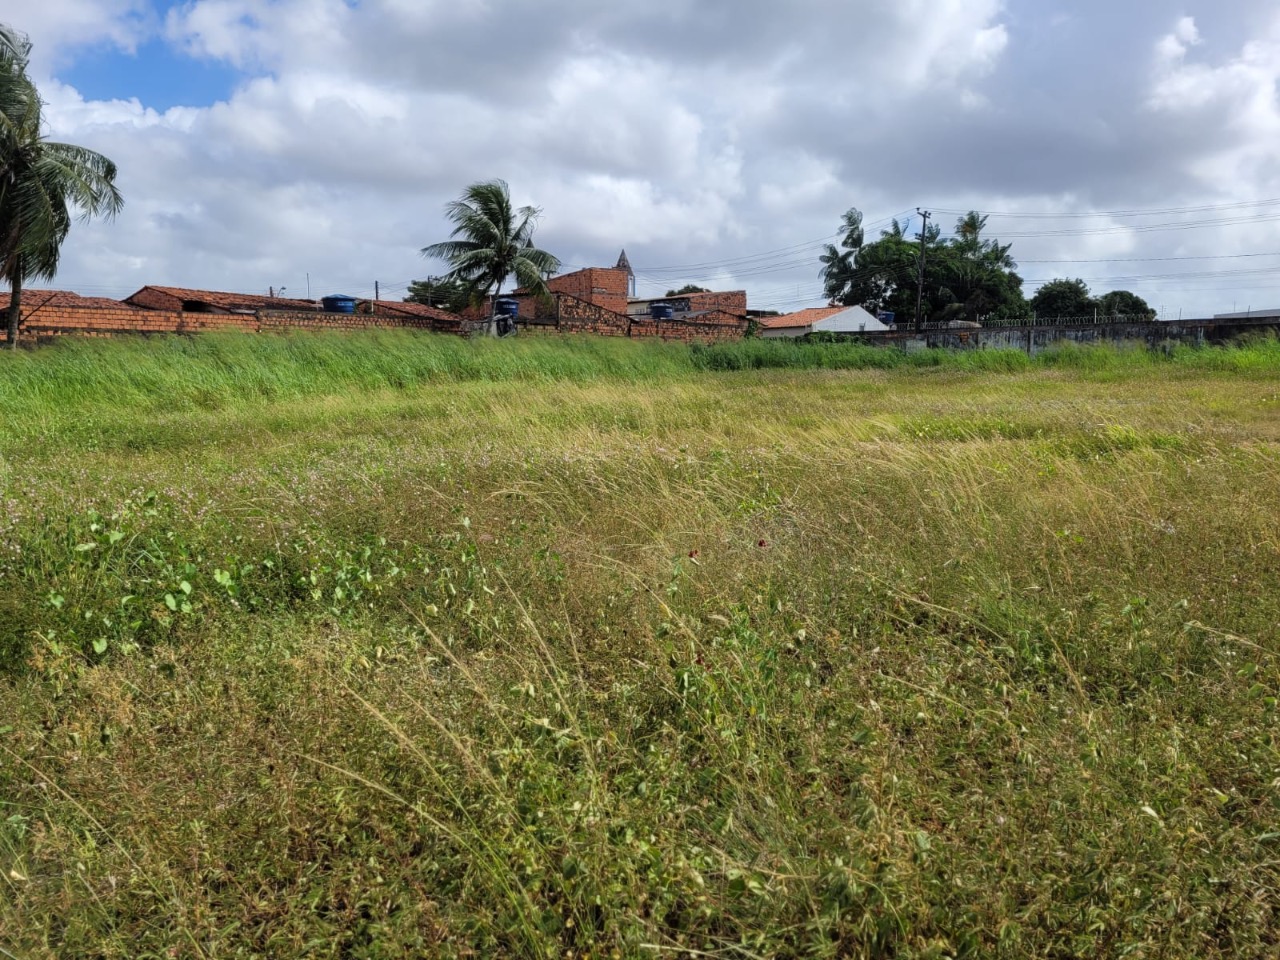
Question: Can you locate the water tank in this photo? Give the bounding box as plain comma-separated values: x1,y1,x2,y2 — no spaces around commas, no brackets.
321,294,357,314
495,298,520,317
650,302,675,321
877,311,895,326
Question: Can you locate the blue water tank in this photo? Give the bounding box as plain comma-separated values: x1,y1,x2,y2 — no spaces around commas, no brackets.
650,302,675,321
322,295,357,314
495,298,520,317
877,311,895,326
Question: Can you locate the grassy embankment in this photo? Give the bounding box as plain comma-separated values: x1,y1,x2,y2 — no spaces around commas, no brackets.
2,331,1279,958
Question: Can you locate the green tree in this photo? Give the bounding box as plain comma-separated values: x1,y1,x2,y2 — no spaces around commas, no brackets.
421,179,561,308
665,284,710,296
1,23,123,347
818,207,866,305
1030,278,1096,320
405,276,477,313
1097,289,1155,319
821,208,1026,324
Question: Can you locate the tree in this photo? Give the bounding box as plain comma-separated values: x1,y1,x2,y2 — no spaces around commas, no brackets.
1098,289,1155,320
1029,278,1096,320
1,23,123,347
666,284,709,296
821,207,1026,324
421,179,560,309
405,276,477,313
818,207,865,305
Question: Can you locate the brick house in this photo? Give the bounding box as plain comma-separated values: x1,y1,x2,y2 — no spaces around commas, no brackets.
126,285,320,314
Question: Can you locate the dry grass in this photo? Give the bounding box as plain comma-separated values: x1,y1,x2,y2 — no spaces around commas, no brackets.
1,336,1279,957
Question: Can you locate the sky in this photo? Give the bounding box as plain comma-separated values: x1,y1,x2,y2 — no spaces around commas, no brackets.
9,0,1280,317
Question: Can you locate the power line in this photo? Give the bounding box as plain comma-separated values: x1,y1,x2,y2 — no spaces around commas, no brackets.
930,196,1280,219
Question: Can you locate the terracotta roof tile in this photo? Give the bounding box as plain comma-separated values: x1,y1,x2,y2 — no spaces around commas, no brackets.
757,306,847,329
1,289,137,311
359,299,459,323
133,285,320,312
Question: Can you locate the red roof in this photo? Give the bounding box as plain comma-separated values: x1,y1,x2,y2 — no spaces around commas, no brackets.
128,285,320,312
359,299,459,323
757,306,847,330
0,289,137,311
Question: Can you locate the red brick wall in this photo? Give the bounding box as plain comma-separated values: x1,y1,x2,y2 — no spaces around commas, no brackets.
547,268,629,315
685,291,748,317
13,304,466,342
12,293,745,345
537,295,746,343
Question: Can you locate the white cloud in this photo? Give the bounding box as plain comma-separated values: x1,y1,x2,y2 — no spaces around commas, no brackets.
12,0,1280,318
1148,14,1280,189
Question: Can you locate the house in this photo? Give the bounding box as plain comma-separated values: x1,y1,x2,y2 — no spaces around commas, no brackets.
355,298,466,333
626,290,748,319
1213,308,1280,321
2,288,137,312
757,305,892,339
126,285,319,314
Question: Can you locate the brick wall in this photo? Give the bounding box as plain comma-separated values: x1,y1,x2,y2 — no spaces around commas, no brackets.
547,268,629,315
685,291,748,317
11,290,745,345
534,295,747,343
11,303,464,342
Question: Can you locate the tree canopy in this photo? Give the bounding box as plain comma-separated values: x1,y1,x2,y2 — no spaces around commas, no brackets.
820,208,1027,326
1,22,123,347
666,284,710,297
421,179,561,306
405,276,477,313
1030,279,1155,321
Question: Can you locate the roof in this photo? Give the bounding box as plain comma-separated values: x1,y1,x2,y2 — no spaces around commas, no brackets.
757,306,848,330
1213,308,1280,320
359,299,459,323
129,285,320,312
615,249,634,277
1,289,137,311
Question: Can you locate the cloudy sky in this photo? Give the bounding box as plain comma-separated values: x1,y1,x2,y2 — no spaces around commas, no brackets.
10,0,1280,316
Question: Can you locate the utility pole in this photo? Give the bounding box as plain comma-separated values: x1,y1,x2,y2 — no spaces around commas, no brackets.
375,280,380,302
914,208,931,334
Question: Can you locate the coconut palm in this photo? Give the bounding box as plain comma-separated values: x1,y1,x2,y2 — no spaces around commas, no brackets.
2,24,123,347
421,179,560,309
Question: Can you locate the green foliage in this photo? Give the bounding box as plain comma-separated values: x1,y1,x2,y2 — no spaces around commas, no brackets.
405,276,477,313
666,284,710,296
1031,277,1096,319
1098,289,1156,319
421,179,561,301
0,21,123,346
4,334,1280,956
821,208,1028,324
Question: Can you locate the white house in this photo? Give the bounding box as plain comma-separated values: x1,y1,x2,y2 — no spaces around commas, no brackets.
758,305,892,338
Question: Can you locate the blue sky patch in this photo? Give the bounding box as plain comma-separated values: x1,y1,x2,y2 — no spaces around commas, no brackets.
57,37,244,111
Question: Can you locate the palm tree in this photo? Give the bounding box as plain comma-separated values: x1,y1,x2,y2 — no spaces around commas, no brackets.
421,179,561,311
1,23,123,347
819,206,865,305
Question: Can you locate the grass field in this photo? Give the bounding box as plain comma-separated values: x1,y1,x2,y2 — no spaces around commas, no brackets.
2,332,1279,958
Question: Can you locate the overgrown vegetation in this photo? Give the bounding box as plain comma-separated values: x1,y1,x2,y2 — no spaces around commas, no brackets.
2,333,1278,957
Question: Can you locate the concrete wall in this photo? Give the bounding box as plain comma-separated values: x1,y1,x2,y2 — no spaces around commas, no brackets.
853,319,1280,355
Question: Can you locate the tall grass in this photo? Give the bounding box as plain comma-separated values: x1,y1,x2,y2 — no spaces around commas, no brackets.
2,340,1279,956
4,331,1280,425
